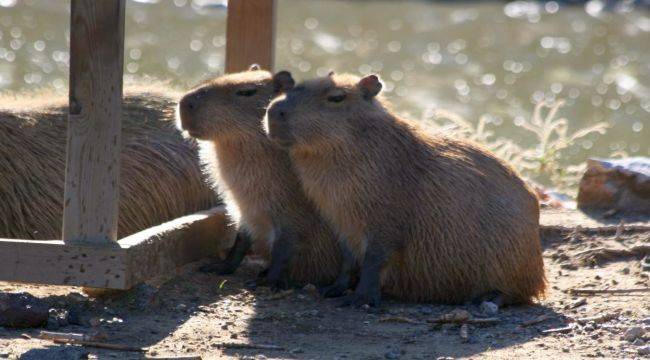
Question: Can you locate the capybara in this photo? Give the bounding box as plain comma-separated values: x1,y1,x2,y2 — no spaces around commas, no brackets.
0,86,219,241
177,67,341,288
264,73,546,305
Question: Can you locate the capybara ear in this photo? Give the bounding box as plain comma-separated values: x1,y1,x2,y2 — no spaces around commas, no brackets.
358,74,382,100
249,63,261,71
273,71,295,93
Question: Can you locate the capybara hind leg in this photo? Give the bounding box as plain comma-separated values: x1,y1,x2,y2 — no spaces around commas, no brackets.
200,231,252,275
265,227,296,292
320,239,358,298
341,240,386,307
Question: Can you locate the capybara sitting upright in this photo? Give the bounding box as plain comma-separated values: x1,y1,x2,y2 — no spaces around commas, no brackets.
177,67,341,288
264,73,546,305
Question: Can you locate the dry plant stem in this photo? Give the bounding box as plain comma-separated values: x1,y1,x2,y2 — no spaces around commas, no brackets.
571,288,650,295
219,342,284,351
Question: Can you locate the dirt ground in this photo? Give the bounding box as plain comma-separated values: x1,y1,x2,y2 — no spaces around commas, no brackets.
0,209,648,360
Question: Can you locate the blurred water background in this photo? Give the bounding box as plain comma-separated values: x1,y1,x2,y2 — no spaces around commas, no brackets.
0,0,648,186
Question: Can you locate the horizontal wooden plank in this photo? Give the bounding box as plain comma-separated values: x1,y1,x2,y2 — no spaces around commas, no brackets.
0,239,127,288
0,207,235,290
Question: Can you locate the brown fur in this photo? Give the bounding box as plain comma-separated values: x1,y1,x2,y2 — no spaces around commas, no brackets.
177,69,340,286
0,87,219,240
264,73,546,304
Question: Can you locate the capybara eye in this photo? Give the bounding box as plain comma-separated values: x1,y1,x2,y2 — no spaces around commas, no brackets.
327,94,346,103
236,88,257,97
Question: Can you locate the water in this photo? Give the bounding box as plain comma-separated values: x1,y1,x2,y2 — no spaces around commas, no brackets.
0,0,648,167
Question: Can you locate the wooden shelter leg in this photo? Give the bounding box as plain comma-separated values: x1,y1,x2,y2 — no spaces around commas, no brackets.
63,0,126,245
225,0,276,73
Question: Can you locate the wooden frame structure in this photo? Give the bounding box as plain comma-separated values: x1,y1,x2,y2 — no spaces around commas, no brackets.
0,0,275,289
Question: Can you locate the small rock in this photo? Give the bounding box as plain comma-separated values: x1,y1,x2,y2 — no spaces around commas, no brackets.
289,348,304,354
479,301,499,316
385,349,401,359
0,292,49,328
623,326,645,342
419,306,433,315
638,345,650,356
302,283,316,292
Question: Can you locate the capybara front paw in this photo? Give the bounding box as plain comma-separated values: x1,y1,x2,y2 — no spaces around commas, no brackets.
199,261,236,275
266,272,290,292
319,282,348,298
339,290,381,308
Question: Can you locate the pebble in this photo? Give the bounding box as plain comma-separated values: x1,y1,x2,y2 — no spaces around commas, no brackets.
623,326,645,342
479,301,499,316
638,345,650,356
385,349,402,359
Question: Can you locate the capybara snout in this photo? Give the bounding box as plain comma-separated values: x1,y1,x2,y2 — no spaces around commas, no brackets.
264,97,295,146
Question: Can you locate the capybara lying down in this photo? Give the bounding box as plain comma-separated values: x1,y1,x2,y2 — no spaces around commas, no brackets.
0,86,219,240
264,73,546,305
177,67,341,288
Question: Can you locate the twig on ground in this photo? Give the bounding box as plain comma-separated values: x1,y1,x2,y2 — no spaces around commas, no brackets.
564,298,587,310
50,339,145,352
428,317,499,325
575,245,650,264
574,312,619,325
541,325,575,334
219,342,284,351
570,288,650,295
519,314,553,328
39,331,98,342
379,316,420,324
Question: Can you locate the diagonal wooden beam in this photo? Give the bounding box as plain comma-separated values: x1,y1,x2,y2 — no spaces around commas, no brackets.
63,0,126,244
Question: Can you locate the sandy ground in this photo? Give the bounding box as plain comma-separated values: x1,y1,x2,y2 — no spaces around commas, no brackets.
0,209,648,360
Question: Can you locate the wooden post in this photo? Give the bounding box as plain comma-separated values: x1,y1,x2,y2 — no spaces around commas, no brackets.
63,0,125,245
225,0,276,73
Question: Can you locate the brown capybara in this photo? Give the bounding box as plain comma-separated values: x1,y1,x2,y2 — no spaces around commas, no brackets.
264,73,546,305
177,67,342,288
0,86,219,241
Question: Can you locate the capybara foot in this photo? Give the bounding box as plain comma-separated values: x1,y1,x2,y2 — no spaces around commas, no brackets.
266,271,290,292
199,261,237,275
339,287,381,307
319,282,348,298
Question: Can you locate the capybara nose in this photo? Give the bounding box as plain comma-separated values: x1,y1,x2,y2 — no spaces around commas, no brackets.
180,94,198,113
179,94,199,130
268,104,287,122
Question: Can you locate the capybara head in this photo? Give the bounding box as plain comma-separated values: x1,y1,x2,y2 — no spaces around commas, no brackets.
264,73,383,148
178,65,295,141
